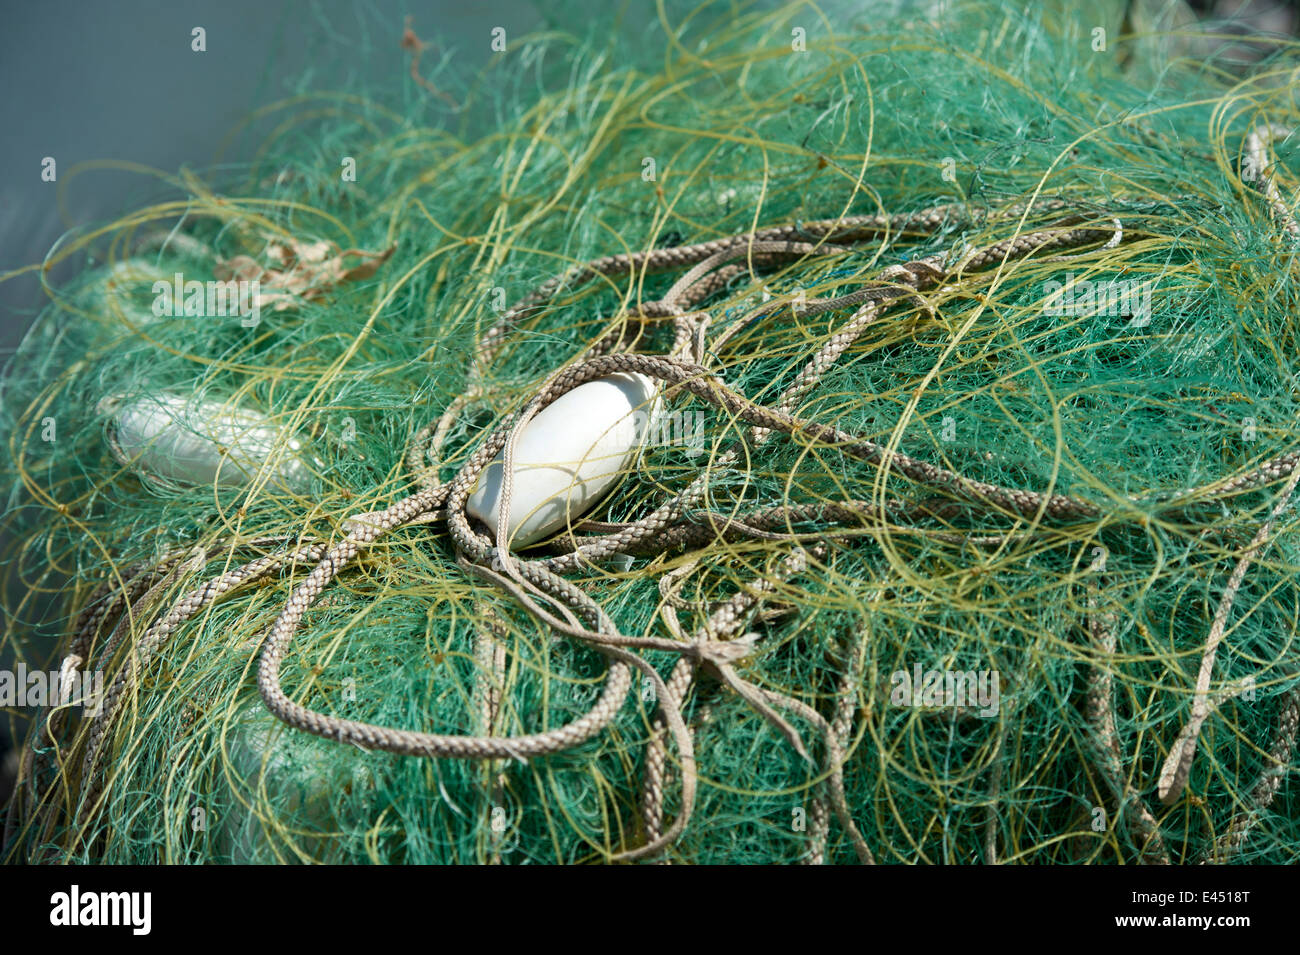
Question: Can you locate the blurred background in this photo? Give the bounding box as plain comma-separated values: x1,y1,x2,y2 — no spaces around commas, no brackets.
1,0,1297,814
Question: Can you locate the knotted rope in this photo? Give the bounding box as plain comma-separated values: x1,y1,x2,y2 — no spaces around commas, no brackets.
11,129,1300,862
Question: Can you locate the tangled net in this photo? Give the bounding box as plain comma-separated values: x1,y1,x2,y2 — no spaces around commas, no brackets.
3,1,1300,864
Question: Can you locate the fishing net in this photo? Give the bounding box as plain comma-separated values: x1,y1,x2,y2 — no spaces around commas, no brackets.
3,0,1299,864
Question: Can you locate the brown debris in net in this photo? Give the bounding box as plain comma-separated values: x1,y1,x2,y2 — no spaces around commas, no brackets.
214,236,394,312
401,16,460,109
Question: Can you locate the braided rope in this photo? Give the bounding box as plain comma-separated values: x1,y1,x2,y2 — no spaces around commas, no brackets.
26,154,1300,862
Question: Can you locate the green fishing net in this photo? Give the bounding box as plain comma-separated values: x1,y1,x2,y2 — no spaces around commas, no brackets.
3,0,1300,864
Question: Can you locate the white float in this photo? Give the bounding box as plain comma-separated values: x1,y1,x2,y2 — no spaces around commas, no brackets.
467,372,660,548
101,392,316,491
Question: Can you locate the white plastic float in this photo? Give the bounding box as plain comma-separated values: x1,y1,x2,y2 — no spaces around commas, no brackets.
101,392,316,491
467,372,660,549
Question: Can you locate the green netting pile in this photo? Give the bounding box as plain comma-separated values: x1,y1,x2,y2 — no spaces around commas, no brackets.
3,0,1300,864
